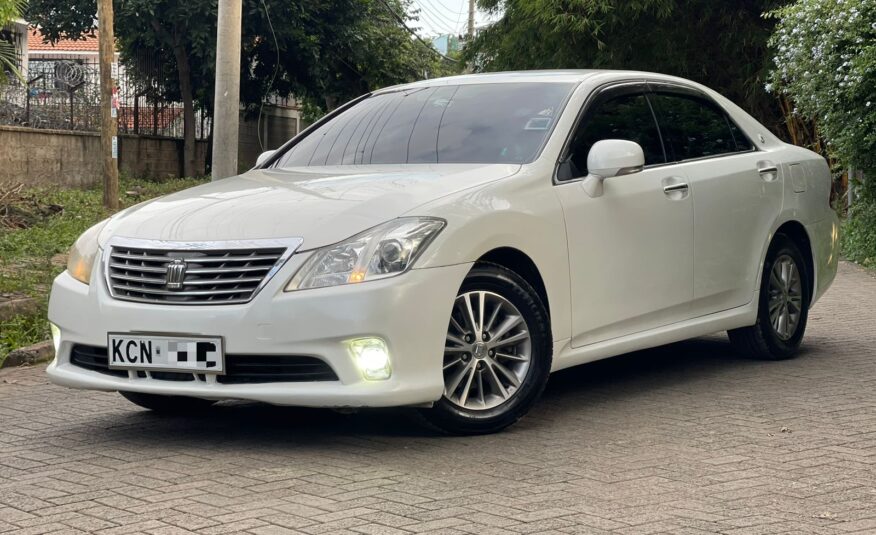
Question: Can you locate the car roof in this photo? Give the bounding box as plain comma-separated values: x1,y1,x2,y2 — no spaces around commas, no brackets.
373,70,696,94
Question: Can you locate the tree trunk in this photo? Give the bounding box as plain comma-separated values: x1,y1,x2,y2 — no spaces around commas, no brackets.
173,45,196,178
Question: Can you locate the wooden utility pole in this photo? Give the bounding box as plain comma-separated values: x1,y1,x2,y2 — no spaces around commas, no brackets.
97,0,119,209
211,0,242,180
467,0,475,39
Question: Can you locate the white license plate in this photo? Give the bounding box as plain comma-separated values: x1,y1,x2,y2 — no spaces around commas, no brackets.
107,333,224,373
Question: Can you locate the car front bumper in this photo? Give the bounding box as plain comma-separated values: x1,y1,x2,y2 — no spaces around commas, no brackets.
47,254,471,408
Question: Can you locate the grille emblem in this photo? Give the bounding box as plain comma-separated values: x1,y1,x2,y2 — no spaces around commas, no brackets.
165,259,187,290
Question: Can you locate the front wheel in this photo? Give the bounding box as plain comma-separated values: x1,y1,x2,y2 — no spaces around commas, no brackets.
418,263,552,435
120,391,216,413
728,234,810,360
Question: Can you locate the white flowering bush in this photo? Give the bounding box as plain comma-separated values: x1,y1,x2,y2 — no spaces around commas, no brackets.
768,0,876,266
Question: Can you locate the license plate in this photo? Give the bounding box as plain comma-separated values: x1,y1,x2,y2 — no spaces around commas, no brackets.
107,333,224,373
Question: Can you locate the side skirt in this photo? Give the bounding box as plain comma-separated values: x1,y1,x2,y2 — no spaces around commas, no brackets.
550,301,757,372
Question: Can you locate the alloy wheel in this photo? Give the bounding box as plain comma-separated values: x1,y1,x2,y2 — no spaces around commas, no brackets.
767,254,804,341
443,291,532,410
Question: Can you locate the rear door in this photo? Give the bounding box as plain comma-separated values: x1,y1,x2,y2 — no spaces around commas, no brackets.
647,85,782,316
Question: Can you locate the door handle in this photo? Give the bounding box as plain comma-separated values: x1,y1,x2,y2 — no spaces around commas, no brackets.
757,160,779,182
663,183,689,193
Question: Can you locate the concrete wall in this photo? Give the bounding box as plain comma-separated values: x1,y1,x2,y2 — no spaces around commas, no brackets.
238,106,303,172
0,125,208,187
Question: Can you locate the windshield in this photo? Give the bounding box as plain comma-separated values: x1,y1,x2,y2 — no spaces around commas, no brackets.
275,82,575,167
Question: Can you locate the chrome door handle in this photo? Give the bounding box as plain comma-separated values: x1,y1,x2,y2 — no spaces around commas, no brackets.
663,183,689,193
757,160,779,182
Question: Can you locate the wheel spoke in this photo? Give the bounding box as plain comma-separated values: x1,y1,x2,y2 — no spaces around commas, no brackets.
484,301,502,334
491,330,529,349
478,292,486,340
462,293,479,337
490,358,520,388
445,363,472,396
446,332,466,347
458,366,477,406
443,358,462,370
495,351,528,362
490,314,523,342
449,314,466,336
486,362,509,399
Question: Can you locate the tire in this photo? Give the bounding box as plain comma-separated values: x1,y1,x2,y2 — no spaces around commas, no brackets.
728,234,810,360
119,391,216,413
418,263,552,435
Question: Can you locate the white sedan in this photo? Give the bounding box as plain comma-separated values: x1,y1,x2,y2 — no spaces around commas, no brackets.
47,71,839,434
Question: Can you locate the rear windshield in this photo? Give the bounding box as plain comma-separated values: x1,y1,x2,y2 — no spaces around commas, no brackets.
275,82,575,167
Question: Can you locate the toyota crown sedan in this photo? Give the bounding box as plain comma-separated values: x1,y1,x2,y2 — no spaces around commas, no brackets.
47,70,839,434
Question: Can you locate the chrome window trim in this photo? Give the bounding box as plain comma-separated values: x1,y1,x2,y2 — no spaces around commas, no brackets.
553,78,762,185
103,236,304,306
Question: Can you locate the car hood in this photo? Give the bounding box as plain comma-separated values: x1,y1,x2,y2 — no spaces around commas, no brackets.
101,164,520,250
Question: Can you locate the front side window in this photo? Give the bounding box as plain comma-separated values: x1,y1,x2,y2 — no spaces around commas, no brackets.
275,82,575,167
648,92,748,161
561,92,666,180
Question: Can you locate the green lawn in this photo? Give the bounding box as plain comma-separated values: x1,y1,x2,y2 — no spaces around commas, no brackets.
0,178,207,364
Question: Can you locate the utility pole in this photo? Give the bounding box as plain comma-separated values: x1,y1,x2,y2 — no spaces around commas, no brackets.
97,0,119,209
211,0,243,180
467,0,475,40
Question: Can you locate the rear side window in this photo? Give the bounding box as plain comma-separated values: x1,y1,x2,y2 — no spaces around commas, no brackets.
563,92,666,179
648,92,748,161
276,82,575,167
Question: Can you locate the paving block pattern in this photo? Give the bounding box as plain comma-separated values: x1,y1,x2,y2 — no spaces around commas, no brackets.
1,262,875,534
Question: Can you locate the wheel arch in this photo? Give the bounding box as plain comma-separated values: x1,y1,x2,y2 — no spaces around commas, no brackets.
773,220,815,303
475,247,551,320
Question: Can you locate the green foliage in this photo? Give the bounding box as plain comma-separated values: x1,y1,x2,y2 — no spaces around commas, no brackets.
768,0,876,265
26,0,449,113
0,0,26,84
0,177,206,362
467,0,788,133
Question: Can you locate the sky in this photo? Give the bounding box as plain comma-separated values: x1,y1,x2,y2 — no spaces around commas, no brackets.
408,0,501,38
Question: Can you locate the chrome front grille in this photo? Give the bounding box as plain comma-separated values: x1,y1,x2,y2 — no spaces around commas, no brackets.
105,238,301,305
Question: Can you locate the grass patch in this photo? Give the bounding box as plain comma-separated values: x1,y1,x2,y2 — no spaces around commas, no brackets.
0,177,207,364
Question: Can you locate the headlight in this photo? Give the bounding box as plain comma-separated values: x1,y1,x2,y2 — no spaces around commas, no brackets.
285,217,445,291
67,219,109,285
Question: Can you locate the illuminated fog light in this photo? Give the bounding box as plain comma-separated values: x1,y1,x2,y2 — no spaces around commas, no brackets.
348,337,392,380
50,323,61,356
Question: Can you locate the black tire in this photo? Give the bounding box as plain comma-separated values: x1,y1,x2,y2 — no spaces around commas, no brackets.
119,391,216,413
418,263,552,435
728,234,810,360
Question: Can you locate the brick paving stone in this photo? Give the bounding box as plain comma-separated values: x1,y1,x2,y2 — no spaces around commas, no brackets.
1,261,875,534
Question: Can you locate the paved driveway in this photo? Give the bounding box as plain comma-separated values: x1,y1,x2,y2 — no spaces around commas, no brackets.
1,262,875,535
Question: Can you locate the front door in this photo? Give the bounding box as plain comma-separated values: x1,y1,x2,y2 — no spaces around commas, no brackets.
555,85,694,348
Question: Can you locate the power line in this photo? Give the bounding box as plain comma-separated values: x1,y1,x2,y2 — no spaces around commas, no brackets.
376,0,459,62
417,0,464,29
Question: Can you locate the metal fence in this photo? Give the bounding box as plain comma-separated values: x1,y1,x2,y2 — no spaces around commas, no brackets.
0,57,211,139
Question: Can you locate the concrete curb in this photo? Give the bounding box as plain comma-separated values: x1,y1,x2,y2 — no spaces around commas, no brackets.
0,297,38,322
2,341,53,369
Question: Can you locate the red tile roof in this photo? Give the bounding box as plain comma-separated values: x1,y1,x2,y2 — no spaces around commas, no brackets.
28,28,100,52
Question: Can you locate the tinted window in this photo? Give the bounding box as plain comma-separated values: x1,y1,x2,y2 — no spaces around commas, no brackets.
276,83,574,167
649,93,744,161
564,92,665,179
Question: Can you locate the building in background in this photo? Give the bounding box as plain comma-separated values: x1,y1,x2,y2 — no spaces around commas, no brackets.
431,33,461,56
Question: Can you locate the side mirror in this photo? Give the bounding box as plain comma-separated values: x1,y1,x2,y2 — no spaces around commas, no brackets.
255,149,277,167
581,140,645,198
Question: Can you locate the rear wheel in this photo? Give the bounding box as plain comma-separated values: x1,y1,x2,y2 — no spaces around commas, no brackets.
419,264,552,434
728,235,810,360
119,391,216,413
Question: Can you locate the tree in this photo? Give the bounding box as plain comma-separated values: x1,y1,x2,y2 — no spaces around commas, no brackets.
26,0,450,175
768,0,876,267
465,0,788,137
0,0,25,84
